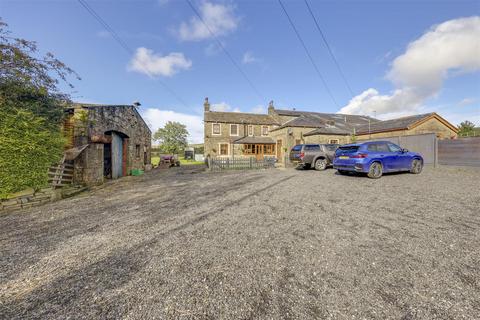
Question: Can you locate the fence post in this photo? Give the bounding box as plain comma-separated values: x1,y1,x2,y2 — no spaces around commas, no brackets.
250,157,253,169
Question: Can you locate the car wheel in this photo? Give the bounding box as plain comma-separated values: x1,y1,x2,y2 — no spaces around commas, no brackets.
314,158,327,171
410,159,423,174
367,162,382,179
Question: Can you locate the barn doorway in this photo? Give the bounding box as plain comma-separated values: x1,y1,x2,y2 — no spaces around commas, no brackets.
104,131,129,179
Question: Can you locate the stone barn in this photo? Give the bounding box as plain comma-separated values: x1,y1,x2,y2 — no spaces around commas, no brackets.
63,103,151,185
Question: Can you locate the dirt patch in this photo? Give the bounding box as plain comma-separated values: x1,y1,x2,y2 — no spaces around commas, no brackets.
1,166,479,319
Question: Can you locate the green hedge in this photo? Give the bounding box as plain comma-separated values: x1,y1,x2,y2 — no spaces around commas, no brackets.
0,108,65,198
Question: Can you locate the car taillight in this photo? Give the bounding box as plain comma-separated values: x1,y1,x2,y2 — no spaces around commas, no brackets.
351,153,367,158
299,152,305,159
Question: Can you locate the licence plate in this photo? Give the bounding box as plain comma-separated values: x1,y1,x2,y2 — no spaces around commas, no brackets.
339,156,349,159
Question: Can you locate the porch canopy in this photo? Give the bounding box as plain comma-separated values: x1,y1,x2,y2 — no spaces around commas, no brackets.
233,136,275,144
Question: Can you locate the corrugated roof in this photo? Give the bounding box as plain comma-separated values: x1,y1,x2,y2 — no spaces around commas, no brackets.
204,111,278,125
356,113,435,134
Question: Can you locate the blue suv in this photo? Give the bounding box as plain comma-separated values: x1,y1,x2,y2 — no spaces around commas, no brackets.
333,141,423,179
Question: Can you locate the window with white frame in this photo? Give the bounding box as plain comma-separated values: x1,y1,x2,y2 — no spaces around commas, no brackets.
329,139,339,144
219,143,229,155
230,124,239,136
248,125,254,136
212,123,221,135
262,126,269,136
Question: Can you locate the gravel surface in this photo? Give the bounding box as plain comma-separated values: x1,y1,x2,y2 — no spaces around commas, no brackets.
1,165,479,319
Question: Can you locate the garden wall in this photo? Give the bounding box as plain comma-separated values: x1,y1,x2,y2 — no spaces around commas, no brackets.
0,188,60,213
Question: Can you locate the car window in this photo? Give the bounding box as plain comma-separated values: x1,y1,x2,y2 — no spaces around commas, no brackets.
336,146,359,155
324,144,338,151
367,144,377,151
291,145,303,151
304,144,320,151
388,143,402,152
376,143,390,152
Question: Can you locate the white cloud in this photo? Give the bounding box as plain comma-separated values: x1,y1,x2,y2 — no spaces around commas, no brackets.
458,97,477,107
340,16,480,117
242,51,258,64
177,1,239,41
211,102,240,112
128,47,192,77
142,108,204,144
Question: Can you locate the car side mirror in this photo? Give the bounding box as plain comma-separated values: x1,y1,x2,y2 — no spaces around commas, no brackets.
401,148,408,153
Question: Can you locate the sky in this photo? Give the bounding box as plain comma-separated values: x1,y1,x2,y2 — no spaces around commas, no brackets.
1,0,479,143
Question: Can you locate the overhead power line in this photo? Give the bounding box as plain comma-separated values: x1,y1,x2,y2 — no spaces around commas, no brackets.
185,0,265,102
77,0,189,108
304,0,354,96
278,0,339,108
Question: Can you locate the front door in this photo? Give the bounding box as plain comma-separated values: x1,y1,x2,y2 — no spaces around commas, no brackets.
255,144,264,160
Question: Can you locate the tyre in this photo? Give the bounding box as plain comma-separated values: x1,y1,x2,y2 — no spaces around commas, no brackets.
314,158,327,171
410,159,423,174
367,162,382,179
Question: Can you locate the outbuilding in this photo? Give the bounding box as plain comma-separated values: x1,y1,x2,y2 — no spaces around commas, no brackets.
63,103,151,185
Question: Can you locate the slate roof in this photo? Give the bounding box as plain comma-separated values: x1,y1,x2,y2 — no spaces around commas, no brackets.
233,136,275,144
355,113,435,134
274,109,379,127
204,111,278,125
270,110,378,133
303,126,351,136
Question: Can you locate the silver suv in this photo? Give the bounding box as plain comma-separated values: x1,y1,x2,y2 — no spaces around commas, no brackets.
289,144,340,170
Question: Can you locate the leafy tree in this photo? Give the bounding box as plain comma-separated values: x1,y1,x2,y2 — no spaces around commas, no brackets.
0,109,65,198
153,121,189,154
457,120,476,136
0,19,78,196
1,19,79,124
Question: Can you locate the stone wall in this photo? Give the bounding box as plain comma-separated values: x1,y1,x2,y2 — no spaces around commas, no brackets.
204,120,273,157
269,127,318,162
0,188,60,213
304,134,350,145
408,118,457,139
71,105,151,185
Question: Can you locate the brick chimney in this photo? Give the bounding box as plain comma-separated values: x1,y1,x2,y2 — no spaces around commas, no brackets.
268,100,274,115
204,97,210,112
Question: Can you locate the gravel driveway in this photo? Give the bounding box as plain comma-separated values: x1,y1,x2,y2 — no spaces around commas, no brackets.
1,165,479,319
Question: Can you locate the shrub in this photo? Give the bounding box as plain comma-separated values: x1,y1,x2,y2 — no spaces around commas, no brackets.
0,108,65,198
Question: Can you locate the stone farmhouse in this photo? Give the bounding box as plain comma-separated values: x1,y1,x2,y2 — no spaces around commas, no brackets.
62,103,151,185
203,98,458,162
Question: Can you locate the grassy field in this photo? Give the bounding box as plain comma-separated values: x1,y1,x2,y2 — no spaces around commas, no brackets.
151,156,204,166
